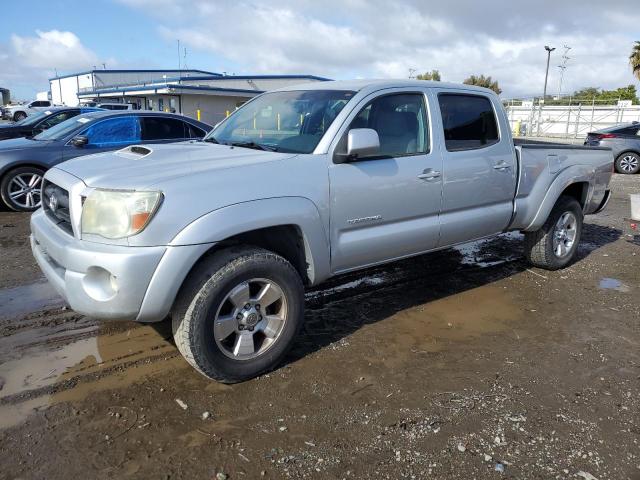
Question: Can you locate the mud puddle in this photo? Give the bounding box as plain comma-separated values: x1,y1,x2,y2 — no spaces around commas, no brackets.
0,280,64,319
351,284,524,368
0,321,183,429
599,277,631,292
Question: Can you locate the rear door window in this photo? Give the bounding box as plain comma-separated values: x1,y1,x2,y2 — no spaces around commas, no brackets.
82,117,141,148
185,122,206,139
438,94,499,151
141,117,187,140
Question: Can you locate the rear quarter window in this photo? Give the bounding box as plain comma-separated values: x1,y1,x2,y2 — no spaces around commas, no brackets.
438,93,499,151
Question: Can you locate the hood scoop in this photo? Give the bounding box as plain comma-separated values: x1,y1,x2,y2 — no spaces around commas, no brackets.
116,145,153,159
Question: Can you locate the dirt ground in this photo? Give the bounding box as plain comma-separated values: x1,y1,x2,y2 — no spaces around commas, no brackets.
0,175,639,480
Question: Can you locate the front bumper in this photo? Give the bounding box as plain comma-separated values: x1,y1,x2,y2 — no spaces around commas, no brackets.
30,209,213,322
31,209,166,320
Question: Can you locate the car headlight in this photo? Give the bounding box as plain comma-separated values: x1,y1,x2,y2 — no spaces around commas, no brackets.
81,189,162,239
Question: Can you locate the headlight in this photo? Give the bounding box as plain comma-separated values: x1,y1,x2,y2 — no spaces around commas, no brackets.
81,189,162,239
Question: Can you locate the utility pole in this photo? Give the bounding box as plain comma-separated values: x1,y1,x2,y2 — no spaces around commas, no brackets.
556,45,571,98
537,45,555,136
408,68,416,79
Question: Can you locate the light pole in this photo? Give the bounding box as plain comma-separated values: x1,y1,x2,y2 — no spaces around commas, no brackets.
537,45,555,135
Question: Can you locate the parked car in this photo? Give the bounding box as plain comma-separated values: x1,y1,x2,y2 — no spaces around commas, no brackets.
30,80,613,383
584,122,640,174
0,111,212,211
81,102,136,110
0,107,103,141
2,100,56,122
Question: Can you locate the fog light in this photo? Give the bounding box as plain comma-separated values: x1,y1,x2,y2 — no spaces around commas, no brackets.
82,266,118,301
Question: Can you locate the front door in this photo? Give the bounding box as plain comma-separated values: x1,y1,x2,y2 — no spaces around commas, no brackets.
434,91,517,246
63,116,142,160
329,91,443,273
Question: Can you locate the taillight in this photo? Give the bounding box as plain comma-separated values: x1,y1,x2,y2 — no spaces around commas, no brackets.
596,133,618,139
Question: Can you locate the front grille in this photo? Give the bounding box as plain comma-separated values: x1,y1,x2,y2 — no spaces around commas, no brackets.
42,180,73,235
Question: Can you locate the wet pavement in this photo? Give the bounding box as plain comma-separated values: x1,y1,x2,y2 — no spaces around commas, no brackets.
0,174,639,479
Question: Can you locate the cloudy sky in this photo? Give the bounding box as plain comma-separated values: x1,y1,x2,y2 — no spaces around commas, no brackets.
2,0,639,100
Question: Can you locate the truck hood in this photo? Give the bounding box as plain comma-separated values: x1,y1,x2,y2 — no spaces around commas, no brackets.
54,141,297,189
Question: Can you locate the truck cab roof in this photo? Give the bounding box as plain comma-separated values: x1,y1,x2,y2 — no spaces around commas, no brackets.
273,79,498,96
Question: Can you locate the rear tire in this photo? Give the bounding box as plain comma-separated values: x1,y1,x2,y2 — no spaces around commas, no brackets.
524,195,583,270
0,166,45,212
172,246,305,383
614,152,639,174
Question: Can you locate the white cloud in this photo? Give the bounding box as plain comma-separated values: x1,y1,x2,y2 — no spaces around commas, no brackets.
120,0,640,98
0,30,110,101
11,30,99,70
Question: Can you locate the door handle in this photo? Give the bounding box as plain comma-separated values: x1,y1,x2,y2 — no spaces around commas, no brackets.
493,162,511,171
418,169,441,180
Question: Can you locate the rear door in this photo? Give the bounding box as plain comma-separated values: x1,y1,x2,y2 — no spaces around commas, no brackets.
140,116,191,144
434,91,517,246
328,90,443,273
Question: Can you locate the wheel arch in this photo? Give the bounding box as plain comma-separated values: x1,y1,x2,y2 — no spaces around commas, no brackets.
168,197,331,286
135,198,331,323
522,170,592,232
0,161,48,180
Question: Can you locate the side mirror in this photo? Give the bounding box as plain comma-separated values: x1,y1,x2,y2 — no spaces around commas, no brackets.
334,128,380,164
71,135,88,147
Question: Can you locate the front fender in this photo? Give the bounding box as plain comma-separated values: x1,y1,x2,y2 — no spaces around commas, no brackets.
170,196,331,285
521,166,594,232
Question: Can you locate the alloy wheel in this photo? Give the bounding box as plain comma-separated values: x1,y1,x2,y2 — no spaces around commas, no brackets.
552,211,577,258
8,172,42,209
619,154,639,173
213,278,288,360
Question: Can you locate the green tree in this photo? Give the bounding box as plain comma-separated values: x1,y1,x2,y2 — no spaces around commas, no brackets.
463,74,502,94
630,41,640,81
416,70,441,81
569,85,639,104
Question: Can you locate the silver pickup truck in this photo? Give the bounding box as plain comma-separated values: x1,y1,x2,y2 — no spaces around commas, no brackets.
30,80,613,382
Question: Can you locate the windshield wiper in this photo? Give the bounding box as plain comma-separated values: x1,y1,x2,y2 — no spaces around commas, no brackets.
203,136,220,144
226,141,277,152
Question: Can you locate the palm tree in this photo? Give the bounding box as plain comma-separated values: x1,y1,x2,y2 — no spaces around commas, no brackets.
630,41,640,81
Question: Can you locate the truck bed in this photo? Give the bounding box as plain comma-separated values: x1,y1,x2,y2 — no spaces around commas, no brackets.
509,141,613,232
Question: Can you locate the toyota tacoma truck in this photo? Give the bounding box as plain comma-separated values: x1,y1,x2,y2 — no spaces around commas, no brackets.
30,80,613,382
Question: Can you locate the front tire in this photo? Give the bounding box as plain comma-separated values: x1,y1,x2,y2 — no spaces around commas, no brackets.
13,111,26,122
524,195,583,270
172,247,305,383
614,152,639,174
0,166,45,212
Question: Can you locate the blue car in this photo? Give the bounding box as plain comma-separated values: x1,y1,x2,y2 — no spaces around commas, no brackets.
0,111,212,211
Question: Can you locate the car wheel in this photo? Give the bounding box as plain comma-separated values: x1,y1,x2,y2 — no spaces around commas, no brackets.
172,246,305,383
524,195,583,270
614,152,639,174
0,166,45,212
13,111,26,122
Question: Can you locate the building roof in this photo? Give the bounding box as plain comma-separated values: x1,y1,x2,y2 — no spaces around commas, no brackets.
49,69,222,81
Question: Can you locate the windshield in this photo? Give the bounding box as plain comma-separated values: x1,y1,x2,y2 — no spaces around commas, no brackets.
14,111,50,126
33,115,93,141
205,90,355,153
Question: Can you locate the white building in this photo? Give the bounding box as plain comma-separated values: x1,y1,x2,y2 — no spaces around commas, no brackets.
50,69,328,125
